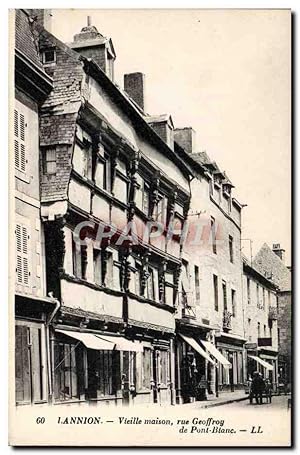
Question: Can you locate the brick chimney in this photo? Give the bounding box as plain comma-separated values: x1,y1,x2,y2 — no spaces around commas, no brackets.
272,243,286,264
124,73,145,112
28,9,52,32
69,17,116,81
146,114,174,151
174,127,196,153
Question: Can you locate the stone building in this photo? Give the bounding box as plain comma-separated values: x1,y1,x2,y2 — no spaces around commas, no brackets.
242,256,279,390
253,243,291,389
14,9,53,405
173,130,246,403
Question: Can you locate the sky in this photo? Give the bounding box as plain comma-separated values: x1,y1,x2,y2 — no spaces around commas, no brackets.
49,9,291,265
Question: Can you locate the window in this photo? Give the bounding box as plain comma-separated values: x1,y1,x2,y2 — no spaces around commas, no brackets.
153,195,167,226
257,322,261,338
134,261,143,295
248,318,251,341
256,283,260,308
141,348,152,390
45,148,56,175
136,175,151,216
247,278,251,304
103,153,112,192
93,249,102,285
231,289,236,317
87,350,120,398
54,340,85,402
14,109,26,173
42,49,56,64
158,350,169,387
222,280,227,311
15,322,47,404
213,274,219,311
73,142,92,179
229,235,234,263
264,324,267,337
80,245,87,280
268,290,271,309
15,223,30,285
262,288,266,310
103,251,114,288
211,216,217,254
194,265,200,304
146,267,155,301
164,271,175,306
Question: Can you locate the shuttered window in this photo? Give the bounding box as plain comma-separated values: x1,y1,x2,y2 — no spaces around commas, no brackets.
14,109,27,173
16,223,30,285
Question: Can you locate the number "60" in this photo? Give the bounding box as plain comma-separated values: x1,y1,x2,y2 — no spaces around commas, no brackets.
36,417,45,424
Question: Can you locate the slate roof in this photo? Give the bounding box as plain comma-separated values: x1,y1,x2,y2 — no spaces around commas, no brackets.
253,243,291,292
15,9,44,72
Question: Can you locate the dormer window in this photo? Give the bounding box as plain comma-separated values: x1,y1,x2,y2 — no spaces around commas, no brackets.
42,49,56,64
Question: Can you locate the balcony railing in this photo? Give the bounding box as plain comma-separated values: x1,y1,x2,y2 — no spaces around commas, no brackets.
268,306,278,321
223,310,232,331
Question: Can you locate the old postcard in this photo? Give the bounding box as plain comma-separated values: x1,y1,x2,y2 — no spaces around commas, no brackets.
9,8,292,446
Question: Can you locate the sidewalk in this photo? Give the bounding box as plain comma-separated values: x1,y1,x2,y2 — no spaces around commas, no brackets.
181,390,248,409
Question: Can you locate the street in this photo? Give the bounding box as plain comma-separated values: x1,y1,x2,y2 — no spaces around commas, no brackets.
225,394,291,410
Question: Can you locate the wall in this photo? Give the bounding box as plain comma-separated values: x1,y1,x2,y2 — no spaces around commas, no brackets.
179,176,244,338
14,91,46,298
242,271,278,350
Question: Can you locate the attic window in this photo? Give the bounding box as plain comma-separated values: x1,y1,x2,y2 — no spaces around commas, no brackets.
42,49,56,64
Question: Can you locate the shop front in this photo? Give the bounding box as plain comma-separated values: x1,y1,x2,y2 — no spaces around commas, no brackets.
215,333,246,393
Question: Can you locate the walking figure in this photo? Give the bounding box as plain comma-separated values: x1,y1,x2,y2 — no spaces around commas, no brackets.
249,372,265,405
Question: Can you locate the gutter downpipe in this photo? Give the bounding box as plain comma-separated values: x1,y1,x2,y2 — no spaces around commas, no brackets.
45,296,61,404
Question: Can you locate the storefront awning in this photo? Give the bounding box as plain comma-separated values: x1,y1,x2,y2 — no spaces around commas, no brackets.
248,355,274,371
180,334,215,365
96,335,144,352
201,340,232,369
56,329,115,350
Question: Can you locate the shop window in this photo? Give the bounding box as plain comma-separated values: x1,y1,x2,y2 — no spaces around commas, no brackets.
54,341,85,402
15,322,47,404
87,350,120,398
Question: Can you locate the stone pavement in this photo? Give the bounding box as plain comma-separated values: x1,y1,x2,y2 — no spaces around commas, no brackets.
181,390,248,409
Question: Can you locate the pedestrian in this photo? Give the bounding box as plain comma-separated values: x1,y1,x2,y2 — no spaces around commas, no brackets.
250,372,265,405
264,378,272,403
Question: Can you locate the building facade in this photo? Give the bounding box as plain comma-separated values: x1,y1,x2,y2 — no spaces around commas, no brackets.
21,14,193,407
253,243,292,390
13,10,291,408
173,130,246,403
14,9,53,405
242,258,279,390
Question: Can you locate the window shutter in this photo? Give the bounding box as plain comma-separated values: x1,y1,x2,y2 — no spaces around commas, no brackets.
16,223,30,285
14,109,27,173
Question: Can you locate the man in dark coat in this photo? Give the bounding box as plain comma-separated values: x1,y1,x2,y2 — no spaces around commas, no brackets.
250,372,265,404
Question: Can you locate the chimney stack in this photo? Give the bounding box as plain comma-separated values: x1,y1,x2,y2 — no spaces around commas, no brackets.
272,243,286,264
28,9,52,32
174,127,196,153
124,72,145,112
